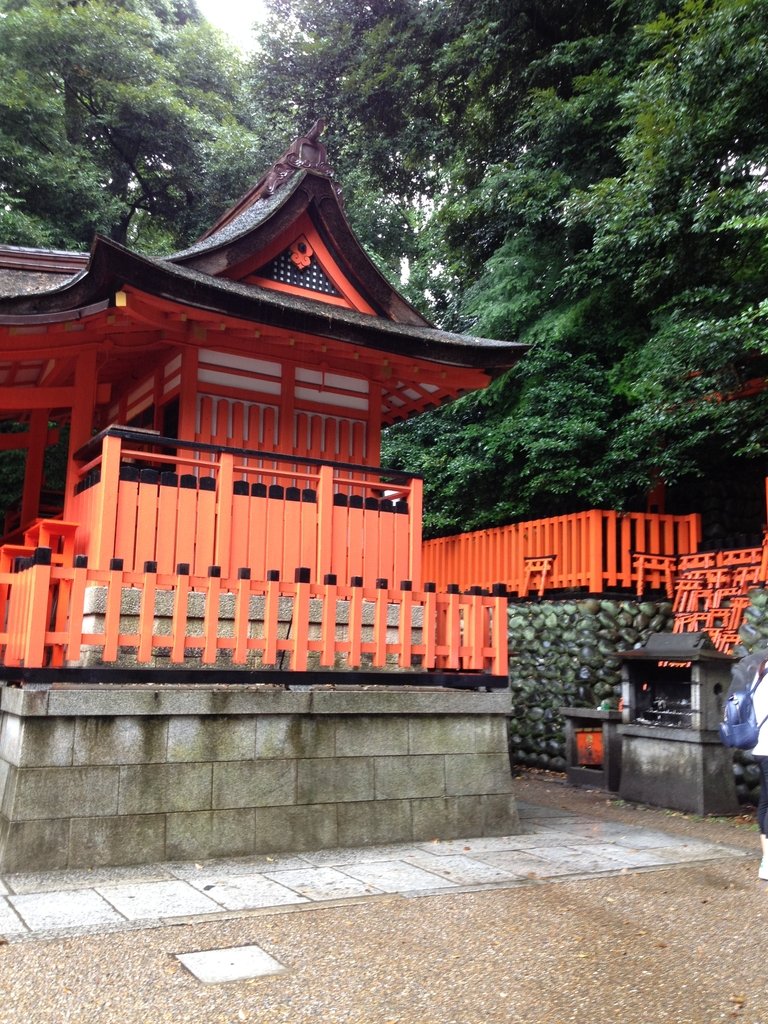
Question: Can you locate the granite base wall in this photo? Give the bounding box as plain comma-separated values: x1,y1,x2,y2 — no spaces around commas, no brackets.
0,685,519,871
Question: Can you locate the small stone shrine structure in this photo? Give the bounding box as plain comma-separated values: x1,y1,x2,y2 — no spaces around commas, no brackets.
619,632,738,815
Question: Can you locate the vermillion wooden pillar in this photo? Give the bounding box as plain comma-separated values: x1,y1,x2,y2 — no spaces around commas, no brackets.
178,346,199,442
409,477,423,587
64,349,98,519
87,432,123,570
279,363,296,455
588,509,604,595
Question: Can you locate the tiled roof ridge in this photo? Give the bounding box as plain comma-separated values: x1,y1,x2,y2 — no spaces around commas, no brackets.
0,244,89,274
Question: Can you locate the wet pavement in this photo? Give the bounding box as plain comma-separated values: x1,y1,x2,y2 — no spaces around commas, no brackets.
0,800,751,943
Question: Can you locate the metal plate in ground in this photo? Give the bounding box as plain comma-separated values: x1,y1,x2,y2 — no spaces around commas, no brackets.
176,944,288,984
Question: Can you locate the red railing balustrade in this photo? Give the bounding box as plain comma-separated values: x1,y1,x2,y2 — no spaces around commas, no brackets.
423,510,702,596
0,554,508,679
69,427,423,590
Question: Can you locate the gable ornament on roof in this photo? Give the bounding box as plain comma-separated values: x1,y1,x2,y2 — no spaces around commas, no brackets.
195,119,344,243
260,119,339,200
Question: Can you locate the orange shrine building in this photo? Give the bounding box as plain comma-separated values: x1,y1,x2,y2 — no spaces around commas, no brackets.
0,125,523,686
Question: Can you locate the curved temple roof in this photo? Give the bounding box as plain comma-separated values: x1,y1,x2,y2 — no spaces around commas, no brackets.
0,125,526,423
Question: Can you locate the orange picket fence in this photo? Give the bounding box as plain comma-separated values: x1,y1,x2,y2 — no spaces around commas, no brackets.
422,510,702,596
68,427,423,589
0,552,508,679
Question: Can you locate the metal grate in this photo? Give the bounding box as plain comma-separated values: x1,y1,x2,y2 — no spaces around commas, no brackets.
259,250,341,296
635,695,693,729
176,945,288,983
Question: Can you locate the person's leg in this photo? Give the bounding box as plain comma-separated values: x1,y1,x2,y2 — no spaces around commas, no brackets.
756,757,768,878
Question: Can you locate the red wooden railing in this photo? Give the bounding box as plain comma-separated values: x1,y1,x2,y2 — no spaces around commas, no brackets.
422,510,702,595
0,554,508,677
68,427,423,589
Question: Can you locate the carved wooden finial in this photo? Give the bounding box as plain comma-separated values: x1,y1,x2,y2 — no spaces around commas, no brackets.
259,120,336,199
306,119,325,142
198,121,342,240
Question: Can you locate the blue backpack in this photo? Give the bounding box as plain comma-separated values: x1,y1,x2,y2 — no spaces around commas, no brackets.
720,653,768,750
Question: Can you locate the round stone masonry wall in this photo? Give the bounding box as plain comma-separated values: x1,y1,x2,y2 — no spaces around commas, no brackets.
0,684,520,872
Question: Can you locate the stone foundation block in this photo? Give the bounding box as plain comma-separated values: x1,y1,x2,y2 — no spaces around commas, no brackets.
166,808,256,862
5,765,120,820
74,717,168,766
0,715,75,767
255,716,335,759
0,684,519,870
297,757,374,804
337,799,413,847
373,754,445,800
69,813,167,869
336,716,409,756
117,763,212,815
445,752,515,797
408,715,506,754
167,716,255,763
0,817,71,872
213,759,296,809
253,803,339,854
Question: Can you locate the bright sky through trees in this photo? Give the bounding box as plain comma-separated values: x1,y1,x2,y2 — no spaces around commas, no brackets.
194,0,267,47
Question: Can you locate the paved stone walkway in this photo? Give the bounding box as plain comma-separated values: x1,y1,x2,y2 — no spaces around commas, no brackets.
0,801,750,943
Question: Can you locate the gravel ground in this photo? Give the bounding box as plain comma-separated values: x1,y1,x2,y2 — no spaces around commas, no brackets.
0,771,765,1024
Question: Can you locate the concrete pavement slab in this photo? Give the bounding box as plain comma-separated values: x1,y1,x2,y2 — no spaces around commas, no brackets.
600,827,707,849
167,853,309,880
96,880,221,921
4,863,173,895
297,842,428,866
0,795,753,942
186,874,310,911
578,842,700,867
9,889,125,931
474,848,615,878
413,831,589,854
263,865,382,901
534,818,690,846
507,842,621,866
400,850,520,885
339,859,456,893
514,801,570,817
0,898,28,937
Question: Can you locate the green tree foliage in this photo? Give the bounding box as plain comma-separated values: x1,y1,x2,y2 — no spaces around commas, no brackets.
249,0,451,290
382,0,768,534
0,0,274,250
2,0,767,537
